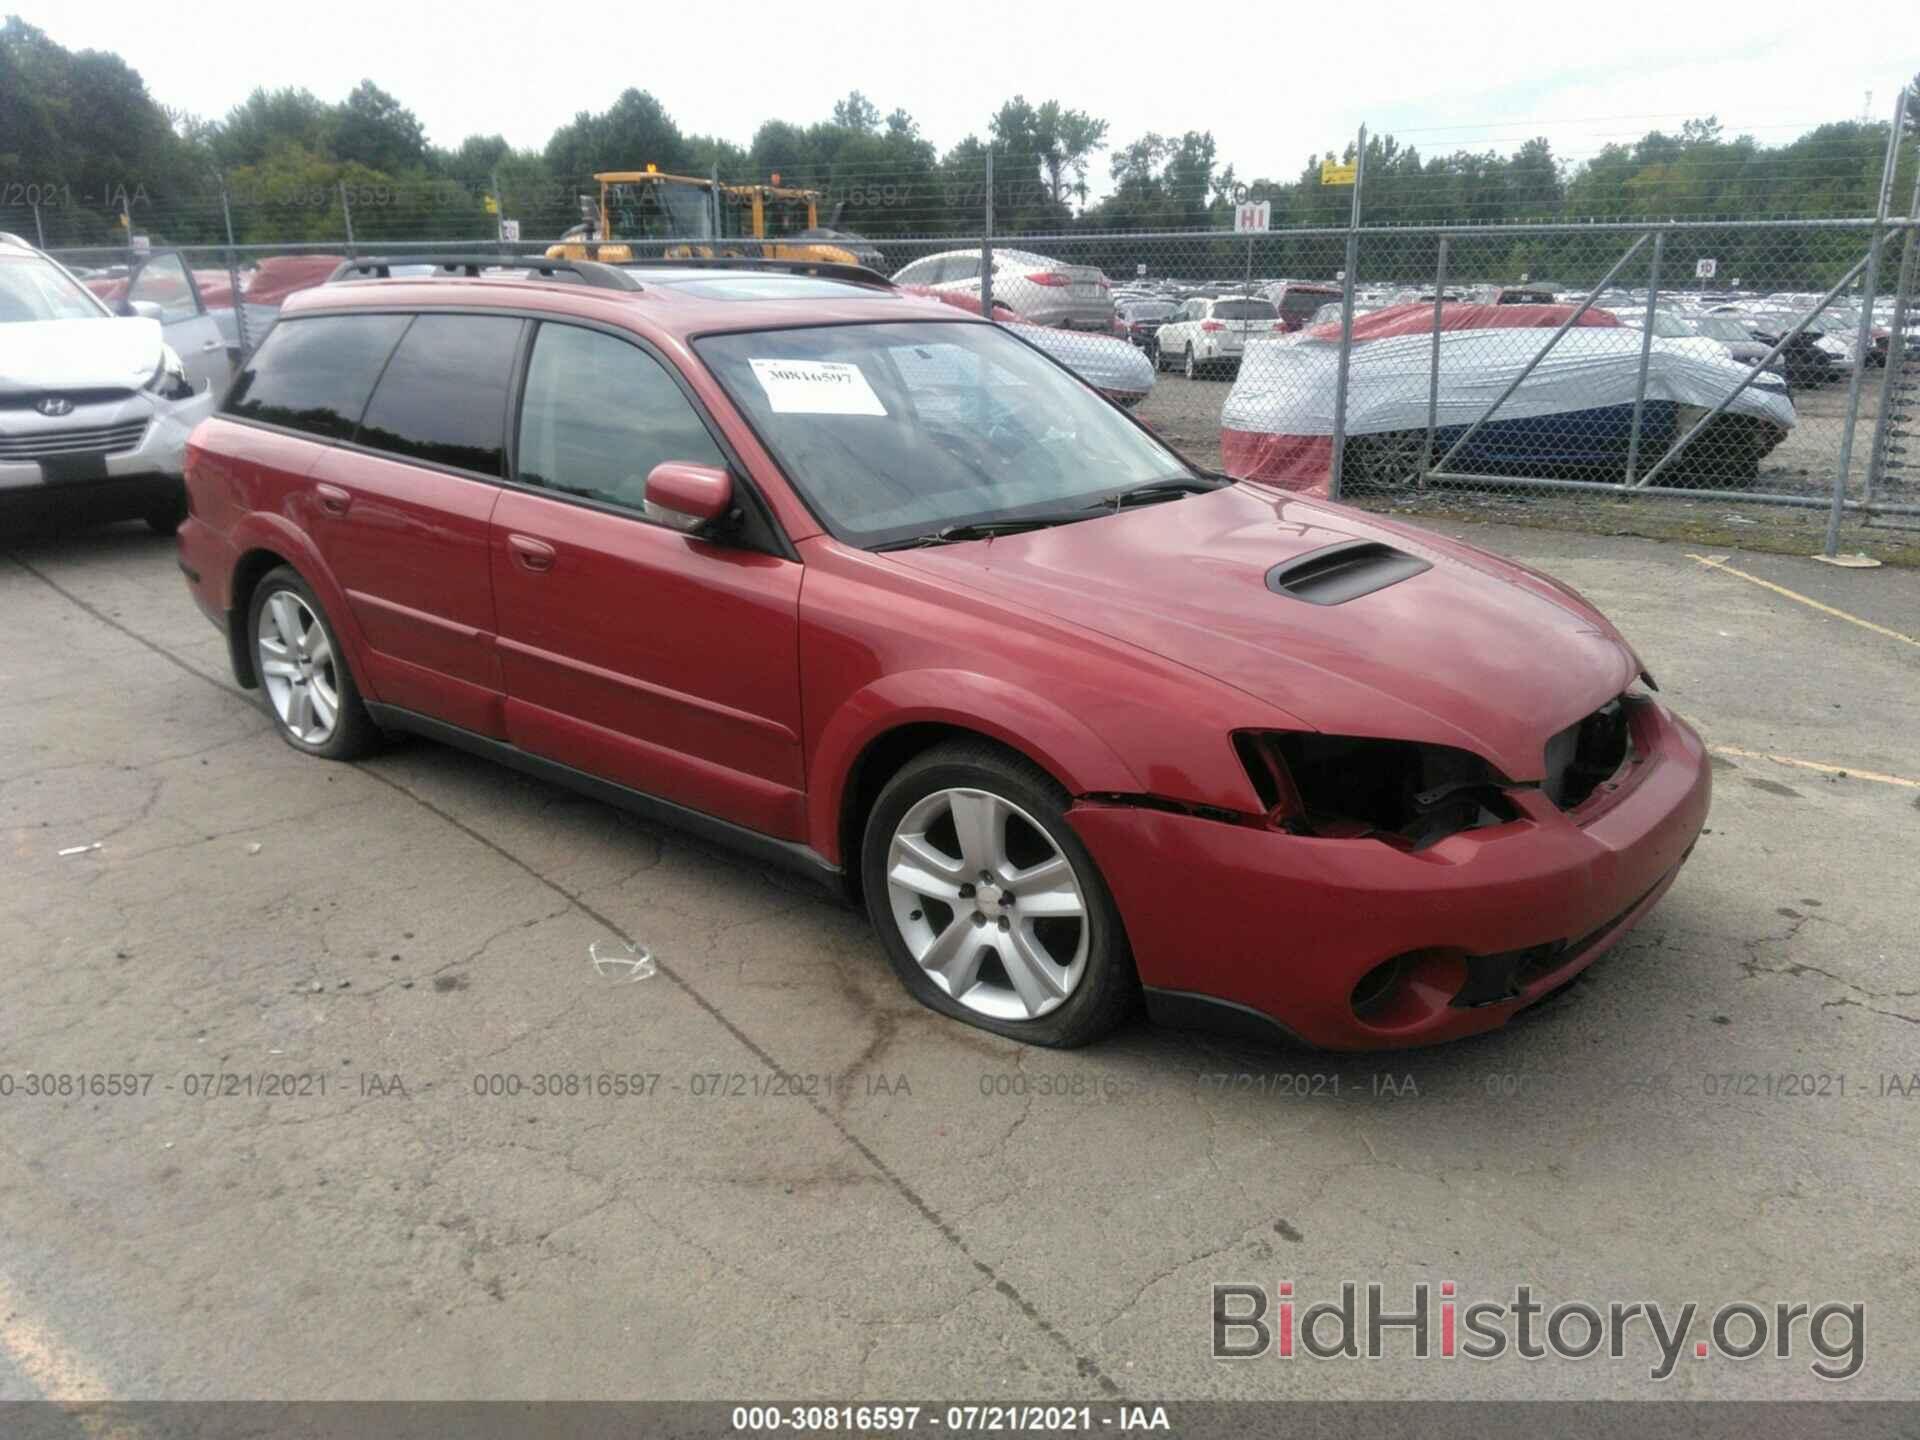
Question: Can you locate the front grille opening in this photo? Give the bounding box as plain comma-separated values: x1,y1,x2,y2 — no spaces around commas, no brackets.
1270,734,1519,849
1544,699,1633,810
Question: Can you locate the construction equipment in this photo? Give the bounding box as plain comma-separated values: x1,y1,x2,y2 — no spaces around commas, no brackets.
546,167,881,268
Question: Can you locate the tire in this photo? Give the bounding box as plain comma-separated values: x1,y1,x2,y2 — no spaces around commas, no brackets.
145,499,186,536
861,740,1136,1048
247,565,377,761
1184,345,1198,381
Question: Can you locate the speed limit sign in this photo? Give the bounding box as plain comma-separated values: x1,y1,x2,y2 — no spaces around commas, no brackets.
1695,258,1718,280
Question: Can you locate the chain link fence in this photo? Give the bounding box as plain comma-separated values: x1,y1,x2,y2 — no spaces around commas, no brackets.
15,95,1917,552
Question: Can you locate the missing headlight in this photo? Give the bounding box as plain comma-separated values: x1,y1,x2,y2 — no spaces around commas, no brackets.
1236,731,1520,850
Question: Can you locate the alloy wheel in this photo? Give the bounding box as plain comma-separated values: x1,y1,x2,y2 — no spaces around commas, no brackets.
883,787,1089,1021
256,589,339,745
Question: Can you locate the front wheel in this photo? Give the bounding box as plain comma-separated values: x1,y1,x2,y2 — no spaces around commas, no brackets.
861,742,1135,1047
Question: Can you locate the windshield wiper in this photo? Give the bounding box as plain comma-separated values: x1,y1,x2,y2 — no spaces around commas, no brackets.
1085,475,1229,511
873,512,1093,550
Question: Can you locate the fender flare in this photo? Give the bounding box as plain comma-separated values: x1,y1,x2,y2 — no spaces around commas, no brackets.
806,667,1143,863
223,512,381,701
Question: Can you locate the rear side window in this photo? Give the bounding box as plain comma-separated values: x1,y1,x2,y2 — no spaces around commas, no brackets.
356,314,524,475
1278,289,1335,320
224,314,409,440
515,323,725,513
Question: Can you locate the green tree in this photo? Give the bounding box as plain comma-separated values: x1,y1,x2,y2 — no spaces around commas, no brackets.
333,81,427,175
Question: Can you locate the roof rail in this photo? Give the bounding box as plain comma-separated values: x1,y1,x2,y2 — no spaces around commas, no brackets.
0,231,35,250
616,256,895,289
326,255,642,292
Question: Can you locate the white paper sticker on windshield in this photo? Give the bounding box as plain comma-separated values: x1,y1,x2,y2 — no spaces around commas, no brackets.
748,358,887,416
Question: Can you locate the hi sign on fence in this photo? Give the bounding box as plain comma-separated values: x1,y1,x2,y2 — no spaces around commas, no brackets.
1234,201,1271,233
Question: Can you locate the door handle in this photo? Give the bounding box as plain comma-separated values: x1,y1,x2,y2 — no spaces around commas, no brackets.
508,533,556,572
315,483,352,517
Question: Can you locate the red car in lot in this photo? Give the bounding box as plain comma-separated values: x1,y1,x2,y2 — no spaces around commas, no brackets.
178,256,1709,1050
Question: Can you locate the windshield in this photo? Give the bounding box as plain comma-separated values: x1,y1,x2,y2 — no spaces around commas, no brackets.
1696,317,1754,341
604,178,716,242
696,321,1197,548
0,254,107,323
1646,312,1692,337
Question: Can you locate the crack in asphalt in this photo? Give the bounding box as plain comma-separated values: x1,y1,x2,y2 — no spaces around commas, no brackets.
8,552,1125,1399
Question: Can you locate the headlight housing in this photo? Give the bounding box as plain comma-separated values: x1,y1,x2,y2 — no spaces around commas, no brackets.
144,344,195,402
1234,731,1521,850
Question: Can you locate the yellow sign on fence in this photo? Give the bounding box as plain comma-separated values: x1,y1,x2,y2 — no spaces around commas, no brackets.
1320,159,1357,185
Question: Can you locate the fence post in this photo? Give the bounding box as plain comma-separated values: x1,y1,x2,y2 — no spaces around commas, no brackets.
1623,229,1666,487
31,198,45,249
339,180,357,259
221,180,250,361
1418,234,1448,488
1864,154,1920,503
493,167,504,255
1824,85,1907,556
981,150,995,319
1327,124,1367,502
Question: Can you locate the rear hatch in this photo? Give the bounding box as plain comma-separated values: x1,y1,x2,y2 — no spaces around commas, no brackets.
1062,264,1107,305
1214,299,1278,349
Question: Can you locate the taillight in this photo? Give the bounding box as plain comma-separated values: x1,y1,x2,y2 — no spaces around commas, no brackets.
1200,320,1224,332
1028,272,1069,287
1272,322,1287,332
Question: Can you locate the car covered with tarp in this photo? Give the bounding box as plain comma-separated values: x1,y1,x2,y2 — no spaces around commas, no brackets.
1221,302,1795,493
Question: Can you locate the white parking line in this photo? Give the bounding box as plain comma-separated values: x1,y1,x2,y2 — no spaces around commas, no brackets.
0,1271,114,1402
1708,743,1920,791
1686,553,1919,648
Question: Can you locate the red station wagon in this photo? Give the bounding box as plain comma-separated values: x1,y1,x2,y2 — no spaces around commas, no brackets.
178,256,1710,1050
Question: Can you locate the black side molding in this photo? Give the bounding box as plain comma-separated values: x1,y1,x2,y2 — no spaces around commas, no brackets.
363,703,848,898
1141,987,1311,1050
1265,540,1432,605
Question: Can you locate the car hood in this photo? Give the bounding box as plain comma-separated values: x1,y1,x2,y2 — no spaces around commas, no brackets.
0,317,164,394
888,486,1640,780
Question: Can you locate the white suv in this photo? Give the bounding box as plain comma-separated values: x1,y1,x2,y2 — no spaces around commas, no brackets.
0,235,230,533
1153,295,1281,379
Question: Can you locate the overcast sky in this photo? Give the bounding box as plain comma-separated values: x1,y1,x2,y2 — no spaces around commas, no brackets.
20,0,1920,187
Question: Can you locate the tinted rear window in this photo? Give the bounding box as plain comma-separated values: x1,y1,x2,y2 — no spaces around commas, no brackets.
1277,289,1337,319
355,314,523,474
224,314,409,440
1214,300,1277,320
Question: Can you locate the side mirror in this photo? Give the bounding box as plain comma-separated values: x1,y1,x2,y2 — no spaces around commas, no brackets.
644,461,733,533
124,299,165,321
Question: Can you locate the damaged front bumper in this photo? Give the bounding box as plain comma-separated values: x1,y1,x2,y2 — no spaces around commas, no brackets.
1067,698,1711,1050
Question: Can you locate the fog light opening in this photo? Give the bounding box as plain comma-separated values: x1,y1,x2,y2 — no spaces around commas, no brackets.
1350,955,1408,1018
1350,949,1469,1031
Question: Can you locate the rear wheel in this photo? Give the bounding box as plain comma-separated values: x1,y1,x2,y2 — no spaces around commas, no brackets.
1184,345,1199,380
248,566,376,760
861,742,1135,1047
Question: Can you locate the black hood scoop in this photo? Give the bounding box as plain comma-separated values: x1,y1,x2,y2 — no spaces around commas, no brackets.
1264,540,1433,605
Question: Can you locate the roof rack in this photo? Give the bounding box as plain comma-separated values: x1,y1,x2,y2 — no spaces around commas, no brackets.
326,255,642,292
614,256,895,289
